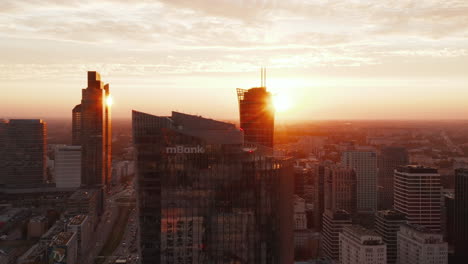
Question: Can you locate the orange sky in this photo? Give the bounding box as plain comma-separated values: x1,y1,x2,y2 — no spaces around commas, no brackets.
1,0,468,121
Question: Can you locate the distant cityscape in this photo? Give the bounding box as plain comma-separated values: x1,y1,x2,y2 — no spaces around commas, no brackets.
1,71,468,264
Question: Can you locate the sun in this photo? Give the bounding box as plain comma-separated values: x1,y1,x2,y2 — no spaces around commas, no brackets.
272,94,292,112
106,96,113,107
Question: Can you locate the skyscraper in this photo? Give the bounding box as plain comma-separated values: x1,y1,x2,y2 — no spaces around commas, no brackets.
73,71,112,187
394,165,442,232
72,104,82,146
377,147,409,210
325,165,357,215
132,110,293,264
314,164,329,230
0,119,47,186
342,150,378,213
375,210,406,264
237,86,274,148
321,209,352,261
454,168,468,260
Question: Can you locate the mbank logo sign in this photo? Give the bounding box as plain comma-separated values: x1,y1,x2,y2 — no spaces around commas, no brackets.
166,145,205,154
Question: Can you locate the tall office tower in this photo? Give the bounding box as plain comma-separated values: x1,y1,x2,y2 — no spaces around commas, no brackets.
324,166,357,214
0,120,7,182
375,210,406,264
339,225,387,264
132,110,293,264
342,150,378,213
397,224,448,264
442,194,454,247
454,168,468,260
74,71,112,187
314,164,328,230
0,119,47,186
321,209,352,261
377,147,408,210
237,86,274,148
55,145,81,188
72,104,82,146
394,165,442,232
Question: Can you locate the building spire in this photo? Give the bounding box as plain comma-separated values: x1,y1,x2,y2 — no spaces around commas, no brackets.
260,67,267,88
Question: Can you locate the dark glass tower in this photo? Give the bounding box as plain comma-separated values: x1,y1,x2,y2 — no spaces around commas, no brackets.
377,147,408,210
0,119,47,186
454,168,468,260
72,104,82,146
237,87,274,148
132,110,293,264
74,71,112,187
324,166,357,215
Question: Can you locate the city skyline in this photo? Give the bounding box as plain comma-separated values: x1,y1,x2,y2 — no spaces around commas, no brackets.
2,0,468,121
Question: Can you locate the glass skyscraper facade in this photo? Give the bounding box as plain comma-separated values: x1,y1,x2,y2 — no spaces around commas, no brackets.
133,110,293,264
73,71,112,187
0,119,47,187
237,87,274,148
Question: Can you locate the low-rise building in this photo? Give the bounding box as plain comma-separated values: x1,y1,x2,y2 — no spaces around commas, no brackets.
339,225,386,264
397,224,448,264
47,232,78,264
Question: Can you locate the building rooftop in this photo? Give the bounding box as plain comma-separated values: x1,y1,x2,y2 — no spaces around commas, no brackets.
401,223,439,234
68,215,87,226
50,232,75,246
396,165,438,174
376,209,406,220
30,215,47,223
344,225,384,245
69,188,97,200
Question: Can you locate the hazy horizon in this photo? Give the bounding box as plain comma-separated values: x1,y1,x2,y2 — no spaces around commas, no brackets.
2,0,468,121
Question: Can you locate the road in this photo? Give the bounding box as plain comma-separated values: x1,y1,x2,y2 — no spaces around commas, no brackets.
81,185,128,264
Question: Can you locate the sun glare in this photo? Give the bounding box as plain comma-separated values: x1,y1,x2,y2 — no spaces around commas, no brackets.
273,94,292,112
106,96,113,106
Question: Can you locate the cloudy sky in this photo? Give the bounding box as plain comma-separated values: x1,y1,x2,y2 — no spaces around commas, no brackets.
1,0,468,121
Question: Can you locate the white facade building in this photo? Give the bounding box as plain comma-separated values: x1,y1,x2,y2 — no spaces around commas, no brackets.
342,150,378,213
397,224,447,264
339,225,387,264
394,166,441,232
55,145,81,188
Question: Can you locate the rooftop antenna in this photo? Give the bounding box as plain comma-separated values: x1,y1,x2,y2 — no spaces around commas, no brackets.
260,67,267,88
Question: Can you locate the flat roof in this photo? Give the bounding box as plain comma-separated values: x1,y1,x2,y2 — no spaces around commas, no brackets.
51,232,75,246
69,215,87,225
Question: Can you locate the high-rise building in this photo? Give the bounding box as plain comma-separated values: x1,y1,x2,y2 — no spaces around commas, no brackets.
342,150,378,213
0,119,47,186
314,164,329,230
442,193,454,247
55,145,81,189
321,209,352,261
132,110,293,264
397,224,448,264
67,215,92,260
74,71,112,187
454,168,468,259
72,104,82,146
375,210,406,264
377,147,408,210
339,225,387,264
325,165,357,215
237,86,274,148
394,165,442,232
